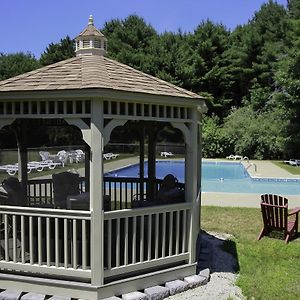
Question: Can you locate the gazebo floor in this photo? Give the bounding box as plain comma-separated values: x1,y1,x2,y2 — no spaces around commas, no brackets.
0,263,197,299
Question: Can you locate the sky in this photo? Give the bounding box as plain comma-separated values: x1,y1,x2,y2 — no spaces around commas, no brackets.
0,0,288,58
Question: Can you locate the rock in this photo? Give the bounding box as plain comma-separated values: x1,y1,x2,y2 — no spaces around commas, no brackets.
165,280,188,296
122,291,148,300
144,286,170,300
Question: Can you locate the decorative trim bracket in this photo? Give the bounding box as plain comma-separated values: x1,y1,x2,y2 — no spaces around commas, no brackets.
65,118,91,147
171,122,191,148
0,119,15,130
104,119,127,146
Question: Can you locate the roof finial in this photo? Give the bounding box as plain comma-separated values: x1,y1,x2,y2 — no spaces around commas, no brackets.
75,15,107,56
88,15,94,25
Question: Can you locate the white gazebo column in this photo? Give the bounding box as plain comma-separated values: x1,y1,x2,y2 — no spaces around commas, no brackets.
90,99,104,286
16,124,28,198
147,129,156,201
185,108,201,264
197,111,203,214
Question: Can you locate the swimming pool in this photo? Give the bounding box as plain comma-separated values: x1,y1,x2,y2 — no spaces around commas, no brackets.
105,160,300,195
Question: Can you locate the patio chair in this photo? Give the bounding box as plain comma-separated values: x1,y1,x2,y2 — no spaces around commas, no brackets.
75,149,85,163
103,153,119,160
0,177,26,206
160,151,174,158
39,150,67,166
52,172,80,209
258,194,300,243
157,174,184,204
39,151,51,161
0,164,19,176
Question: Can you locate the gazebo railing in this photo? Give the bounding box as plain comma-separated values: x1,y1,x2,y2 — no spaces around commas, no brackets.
0,206,91,280
27,177,184,210
103,202,191,279
27,178,85,207
0,202,191,283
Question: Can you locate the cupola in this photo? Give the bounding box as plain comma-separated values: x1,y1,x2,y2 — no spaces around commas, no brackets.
75,15,107,56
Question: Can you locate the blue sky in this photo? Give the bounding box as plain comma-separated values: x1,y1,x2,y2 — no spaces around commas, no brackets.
0,0,287,58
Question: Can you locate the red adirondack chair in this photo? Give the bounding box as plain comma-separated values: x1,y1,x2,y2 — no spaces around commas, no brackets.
258,194,300,243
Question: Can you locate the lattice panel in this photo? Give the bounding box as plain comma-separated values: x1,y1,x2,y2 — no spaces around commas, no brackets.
104,101,191,121
0,100,91,117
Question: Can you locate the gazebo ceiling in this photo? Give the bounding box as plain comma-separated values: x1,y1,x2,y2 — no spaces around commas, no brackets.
0,55,203,100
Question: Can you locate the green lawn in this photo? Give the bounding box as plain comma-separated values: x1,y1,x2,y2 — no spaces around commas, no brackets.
201,206,300,300
273,160,300,175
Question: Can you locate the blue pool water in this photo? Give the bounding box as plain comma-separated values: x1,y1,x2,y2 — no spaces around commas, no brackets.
105,161,300,195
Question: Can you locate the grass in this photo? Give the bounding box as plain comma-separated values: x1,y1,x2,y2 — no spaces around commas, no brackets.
272,160,300,175
201,206,300,300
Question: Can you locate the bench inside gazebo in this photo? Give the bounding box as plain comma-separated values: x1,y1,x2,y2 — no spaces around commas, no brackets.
0,16,206,299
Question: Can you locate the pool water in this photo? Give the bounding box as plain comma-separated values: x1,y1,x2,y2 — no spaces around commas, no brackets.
105,160,300,195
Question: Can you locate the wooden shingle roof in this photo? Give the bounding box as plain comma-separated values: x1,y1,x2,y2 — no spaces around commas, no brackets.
0,55,203,100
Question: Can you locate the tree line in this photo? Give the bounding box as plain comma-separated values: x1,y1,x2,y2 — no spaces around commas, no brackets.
0,0,299,159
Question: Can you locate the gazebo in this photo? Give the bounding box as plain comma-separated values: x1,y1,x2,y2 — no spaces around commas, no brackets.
0,16,206,299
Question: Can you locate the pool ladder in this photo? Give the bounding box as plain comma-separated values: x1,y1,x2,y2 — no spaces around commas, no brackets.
246,162,257,173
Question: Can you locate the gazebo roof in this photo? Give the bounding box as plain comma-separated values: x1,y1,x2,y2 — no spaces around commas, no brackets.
0,55,203,100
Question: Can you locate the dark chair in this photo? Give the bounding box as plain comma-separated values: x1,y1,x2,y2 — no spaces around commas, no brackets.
66,192,111,211
258,194,300,243
52,172,80,209
132,174,185,208
1,177,26,206
157,174,185,204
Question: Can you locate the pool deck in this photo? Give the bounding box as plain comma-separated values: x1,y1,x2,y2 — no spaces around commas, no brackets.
104,157,300,209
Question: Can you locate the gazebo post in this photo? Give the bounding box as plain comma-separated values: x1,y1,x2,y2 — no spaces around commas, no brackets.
197,111,203,217
185,108,201,264
90,99,104,286
14,122,28,201
147,128,156,201
139,127,145,198
84,143,90,192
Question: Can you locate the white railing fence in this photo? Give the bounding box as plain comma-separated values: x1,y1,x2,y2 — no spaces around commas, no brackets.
0,206,91,280
0,203,191,283
104,203,191,278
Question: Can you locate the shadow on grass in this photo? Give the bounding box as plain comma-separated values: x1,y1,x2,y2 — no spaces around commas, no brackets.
196,230,240,274
261,230,300,243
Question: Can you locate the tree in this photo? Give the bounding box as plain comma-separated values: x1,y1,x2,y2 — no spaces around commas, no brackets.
102,15,158,75
274,17,300,157
202,115,230,158
288,0,300,18
222,106,288,159
0,52,40,80
187,21,231,115
40,36,75,66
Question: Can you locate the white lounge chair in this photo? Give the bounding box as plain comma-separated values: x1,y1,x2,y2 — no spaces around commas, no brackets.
67,149,85,163
28,160,62,171
75,149,85,162
103,153,119,160
160,151,174,158
0,164,19,176
39,151,51,161
0,163,47,176
39,150,67,166
283,159,300,166
226,154,243,160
